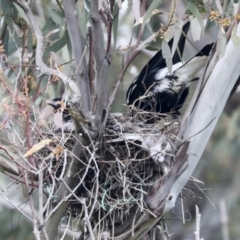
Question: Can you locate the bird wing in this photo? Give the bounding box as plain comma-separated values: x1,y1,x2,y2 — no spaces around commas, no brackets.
126,22,190,105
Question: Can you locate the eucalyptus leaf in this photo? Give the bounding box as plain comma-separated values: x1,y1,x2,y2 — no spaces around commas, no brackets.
161,40,172,73
231,25,240,47
42,18,56,36
217,30,226,58
2,28,9,55
46,35,67,54
145,46,159,51
171,25,182,58
146,22,153,35
47,31,61,42
7,32,22,56
142,0,163,28
0,0,14,16
47,7,63,26
5,15,14,32
13,3,30,24
59,24,66,39
185,0,203,29
190,17,202,41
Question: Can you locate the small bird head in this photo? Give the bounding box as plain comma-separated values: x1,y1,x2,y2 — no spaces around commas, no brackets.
46,98,69,111
47,98,71,122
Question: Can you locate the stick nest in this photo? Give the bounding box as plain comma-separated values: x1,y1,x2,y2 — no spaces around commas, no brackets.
37,110,180,233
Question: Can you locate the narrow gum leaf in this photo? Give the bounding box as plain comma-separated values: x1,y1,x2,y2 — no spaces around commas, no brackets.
185,0,203,29
142,0,163,28
162,40,172,73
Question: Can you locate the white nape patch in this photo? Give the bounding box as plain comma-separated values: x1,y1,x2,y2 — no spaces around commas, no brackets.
126,84,137,104
152,79,171,93
141,135,172,163
155,62,183,80
130,66,138,75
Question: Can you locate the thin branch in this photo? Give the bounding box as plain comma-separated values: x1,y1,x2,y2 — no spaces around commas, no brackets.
13,0,80,97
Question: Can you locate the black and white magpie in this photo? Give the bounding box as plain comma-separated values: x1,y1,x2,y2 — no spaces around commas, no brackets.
126,22,213,114
47,98,71,122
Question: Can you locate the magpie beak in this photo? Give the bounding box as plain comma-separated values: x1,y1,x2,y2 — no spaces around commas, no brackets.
126,22,213,114
47,98,71,122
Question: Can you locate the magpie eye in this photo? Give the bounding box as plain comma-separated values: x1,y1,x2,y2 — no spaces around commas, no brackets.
126,22,213,115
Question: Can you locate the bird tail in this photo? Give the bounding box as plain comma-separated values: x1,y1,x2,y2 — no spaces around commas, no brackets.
174,42,214,85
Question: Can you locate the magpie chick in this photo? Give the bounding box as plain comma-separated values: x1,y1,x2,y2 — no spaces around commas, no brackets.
126,22,213,114
47,98,71,122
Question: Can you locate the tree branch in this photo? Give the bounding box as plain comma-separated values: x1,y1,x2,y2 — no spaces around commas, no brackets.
62,0,91,119
91,1,109,126
162,29,240,214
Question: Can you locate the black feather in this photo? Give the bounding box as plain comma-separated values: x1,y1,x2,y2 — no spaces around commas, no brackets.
126,22,213,114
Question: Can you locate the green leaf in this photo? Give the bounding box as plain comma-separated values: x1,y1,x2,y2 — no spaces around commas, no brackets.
0,0,14,16
146,22,153,35
47,31,60,42
113,4,119,48
190,17,202,41
217,29,226,58
59,23,66,39
231,25,240,47
42,18,57,39
145,46,159,51
142,0,163,28
161,40,172,72
171,25,182,58
5,15,14,32
46,35,67,53
47,8,63,26
13,3,30,24
185,0,203,29
2,27,9,55
7,32,22,56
